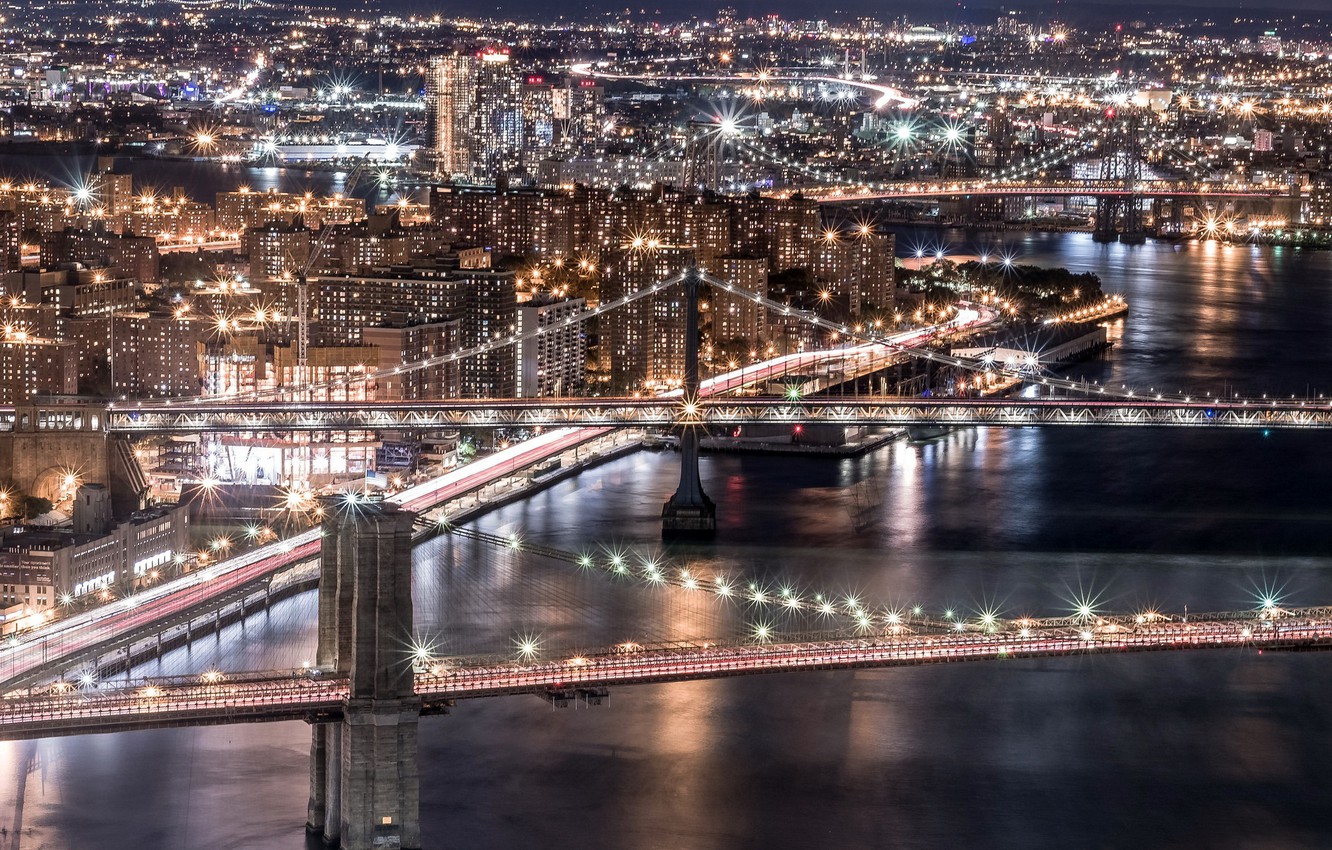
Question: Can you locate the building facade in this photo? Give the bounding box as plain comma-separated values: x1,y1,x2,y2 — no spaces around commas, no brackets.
516,295,586,397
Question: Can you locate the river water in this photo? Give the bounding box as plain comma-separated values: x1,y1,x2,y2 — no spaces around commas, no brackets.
4,231,1332,849
0,153,410,206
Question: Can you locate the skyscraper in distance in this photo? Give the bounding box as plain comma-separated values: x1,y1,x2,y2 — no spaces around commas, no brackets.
424,53,477,179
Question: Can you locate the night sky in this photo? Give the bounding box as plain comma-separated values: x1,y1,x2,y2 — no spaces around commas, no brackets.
378,0,1332,22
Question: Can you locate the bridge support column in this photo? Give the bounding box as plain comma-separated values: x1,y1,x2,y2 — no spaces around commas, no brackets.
1119,194,1146,244
308,499,421,850
663,268,715,538
1093,196,1120,243
325,726,342,846
307,722,329,835
338,699,421,850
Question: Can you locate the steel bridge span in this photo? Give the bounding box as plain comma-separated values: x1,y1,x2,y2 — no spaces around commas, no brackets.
101,396,1332,433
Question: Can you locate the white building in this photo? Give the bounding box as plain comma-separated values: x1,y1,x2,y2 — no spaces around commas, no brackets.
516,295,586,397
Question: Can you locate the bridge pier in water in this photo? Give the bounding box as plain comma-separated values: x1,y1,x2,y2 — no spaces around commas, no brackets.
306,498,421,850
662,268,716,537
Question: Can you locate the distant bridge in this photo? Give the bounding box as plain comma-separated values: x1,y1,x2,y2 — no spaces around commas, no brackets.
807,181,1284,203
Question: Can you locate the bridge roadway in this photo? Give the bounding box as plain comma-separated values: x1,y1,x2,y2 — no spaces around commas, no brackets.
2,610,1328,740
103,395,1332,433
156,238,241,254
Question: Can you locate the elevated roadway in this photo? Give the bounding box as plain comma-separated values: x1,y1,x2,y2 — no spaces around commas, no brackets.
1,607,1326,740
101,395,1332,433
0,429,622,692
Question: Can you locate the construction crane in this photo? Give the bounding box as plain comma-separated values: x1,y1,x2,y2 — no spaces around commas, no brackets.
285,155,374,393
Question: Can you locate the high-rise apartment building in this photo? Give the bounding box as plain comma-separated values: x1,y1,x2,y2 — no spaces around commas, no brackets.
245,221,311,282
471,48,524,180
810,230,894,314
520,76,557,171
425,49,579,182
729,194,821,271
516,295,586,397
217,188,298,232
709,255,768,344
431,186,575,257
17,268,136,317
42,229,162,286
601,245,696,388
129,193,215,241
362,320,462,401
0,336,77,402
456,268,518,398
551,78,605,151
424,53,477,179
0,211,21,273
430,185,825,274
314,259,516,397
107,311,206,398
0,300,61,341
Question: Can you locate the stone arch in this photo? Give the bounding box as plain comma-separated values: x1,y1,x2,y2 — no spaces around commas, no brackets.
29,466,80,506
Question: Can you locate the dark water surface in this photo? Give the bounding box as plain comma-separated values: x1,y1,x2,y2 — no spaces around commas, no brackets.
5,232,1332,849
0,153,410,206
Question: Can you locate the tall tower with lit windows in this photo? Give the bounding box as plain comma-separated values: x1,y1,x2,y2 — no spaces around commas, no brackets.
424,54,477,179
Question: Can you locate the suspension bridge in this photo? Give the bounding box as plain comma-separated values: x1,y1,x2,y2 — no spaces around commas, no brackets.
4,605,1326,742
0,264,1323,849
80,266,1328,435
0,266,1316,543
0,497,1328,849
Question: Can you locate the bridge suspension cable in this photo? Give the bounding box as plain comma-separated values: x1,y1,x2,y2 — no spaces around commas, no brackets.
411,520,758,657
434,521,893,636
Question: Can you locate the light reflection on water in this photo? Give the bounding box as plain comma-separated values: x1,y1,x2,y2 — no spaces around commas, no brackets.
0,154,411,205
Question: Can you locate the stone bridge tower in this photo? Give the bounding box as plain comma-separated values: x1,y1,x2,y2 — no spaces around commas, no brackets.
307,498,421,850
